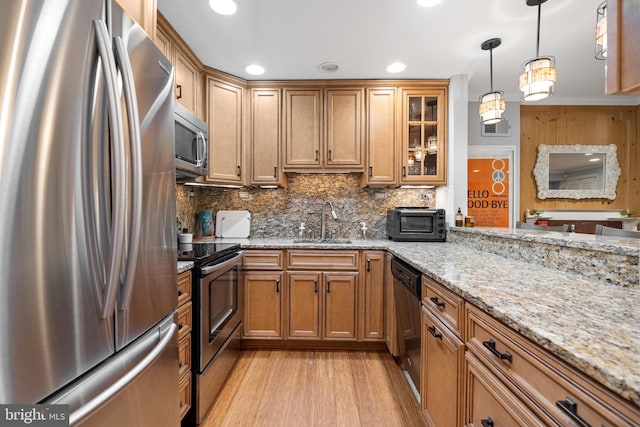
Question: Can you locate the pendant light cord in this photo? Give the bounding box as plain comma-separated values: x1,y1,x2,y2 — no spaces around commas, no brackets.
489,48,494,92
536,3,541,57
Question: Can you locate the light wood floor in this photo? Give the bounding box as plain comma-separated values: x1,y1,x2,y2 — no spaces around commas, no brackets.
201,349,426,427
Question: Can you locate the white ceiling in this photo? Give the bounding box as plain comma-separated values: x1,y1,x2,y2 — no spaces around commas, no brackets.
158,0,640,105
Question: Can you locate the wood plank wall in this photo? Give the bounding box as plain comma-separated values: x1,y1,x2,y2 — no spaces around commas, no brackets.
519,105,639,221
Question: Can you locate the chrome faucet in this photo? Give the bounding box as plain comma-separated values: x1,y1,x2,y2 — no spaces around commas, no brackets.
321,201,338,240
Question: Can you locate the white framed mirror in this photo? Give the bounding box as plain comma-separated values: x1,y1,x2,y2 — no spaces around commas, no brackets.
533,144,621,200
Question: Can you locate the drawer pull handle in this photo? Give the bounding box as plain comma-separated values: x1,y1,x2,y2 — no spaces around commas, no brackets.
556,397,591,427
483,339,512,362
326,280,331,293
366,259,371,272
178,322,183,330
178,289,183,296
368,166,373,177
179,361,183,368
427,325,442,339
176,84,182,100
314,280,318,293
275,279,280,293
481,418,494,427
429,296,445,308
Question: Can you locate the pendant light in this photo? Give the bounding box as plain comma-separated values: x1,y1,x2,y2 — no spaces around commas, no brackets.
479,38,505,125
595,1,607,59
519,0,556,101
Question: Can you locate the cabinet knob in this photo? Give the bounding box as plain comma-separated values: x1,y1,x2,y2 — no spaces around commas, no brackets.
178,322,183,330
178,289,183,296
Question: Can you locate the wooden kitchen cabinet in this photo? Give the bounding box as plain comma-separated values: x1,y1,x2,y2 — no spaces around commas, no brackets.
364,88,397,186
384,253,399,356
287,271,358,340
399,86,448,185
421,306,464,427
243,250,285,339
283,87,364,172
176,270,193,421
465,352,544,426
286,250,359,341
249,88,282,186
206,77,243,185
360,251,385,341
465,303,640,426
421,276,465,427
156,14,204,119
116,0,156,39
606,0,640,95
243,271,284,339
175,50,201,116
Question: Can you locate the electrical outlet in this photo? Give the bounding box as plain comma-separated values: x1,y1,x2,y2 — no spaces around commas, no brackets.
238,191,250,200
374,191,387,200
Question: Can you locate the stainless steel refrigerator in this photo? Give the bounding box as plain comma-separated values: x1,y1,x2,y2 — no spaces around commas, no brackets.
0,1,179,425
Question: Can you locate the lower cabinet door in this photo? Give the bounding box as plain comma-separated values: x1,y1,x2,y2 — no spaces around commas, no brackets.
287,272,321,339
323,272,358,340
421,307,464,427
465,352,544,427
243,271,283,338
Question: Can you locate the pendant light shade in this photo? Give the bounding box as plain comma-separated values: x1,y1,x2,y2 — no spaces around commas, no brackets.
520,0,556,101
595,1,607,59
479,38,505,125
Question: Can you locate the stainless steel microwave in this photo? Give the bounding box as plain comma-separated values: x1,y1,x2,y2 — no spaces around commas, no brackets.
174,102,208,179
387,208,446,242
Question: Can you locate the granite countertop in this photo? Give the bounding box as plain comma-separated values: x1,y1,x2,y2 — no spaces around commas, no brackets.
177,261,194,274
212,236,640,407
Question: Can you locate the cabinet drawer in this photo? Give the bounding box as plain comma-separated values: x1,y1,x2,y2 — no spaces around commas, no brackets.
177,300,192,340
466,304,640,426
178,371,192,420
177,270,192,306
465,352,545,426
178,332,191,379
243,250,284,270
287,250,359,270
422,275,464,339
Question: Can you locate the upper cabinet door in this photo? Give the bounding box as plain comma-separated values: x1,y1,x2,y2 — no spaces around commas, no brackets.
207,78,243,184
250,89,281,186
325,88,364,170
365,88,397,185
606,0,640,95
175,50,200,117
400,87,448,186
283,89,323,169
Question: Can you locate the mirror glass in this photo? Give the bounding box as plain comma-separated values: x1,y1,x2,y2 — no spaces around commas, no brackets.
533,144,621,199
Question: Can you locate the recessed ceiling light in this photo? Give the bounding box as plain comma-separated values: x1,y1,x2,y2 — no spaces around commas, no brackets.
209,0,237,15
244,64,265,75
318,62,339,73
417,0,443,7
386,62,406,73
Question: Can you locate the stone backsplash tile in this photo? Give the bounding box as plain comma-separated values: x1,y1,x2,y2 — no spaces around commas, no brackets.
177,174,435,239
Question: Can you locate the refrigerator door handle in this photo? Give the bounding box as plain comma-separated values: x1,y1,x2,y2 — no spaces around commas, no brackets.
69,322,177,425
94,19,127,319
113,36,143,311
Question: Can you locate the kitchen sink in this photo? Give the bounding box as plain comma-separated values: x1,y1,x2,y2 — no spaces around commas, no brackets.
293,239,352,244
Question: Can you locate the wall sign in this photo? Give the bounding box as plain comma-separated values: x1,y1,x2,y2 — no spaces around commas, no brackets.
468,147,516,228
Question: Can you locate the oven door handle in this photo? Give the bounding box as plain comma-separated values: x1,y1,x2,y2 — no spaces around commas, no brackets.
200,252,243,276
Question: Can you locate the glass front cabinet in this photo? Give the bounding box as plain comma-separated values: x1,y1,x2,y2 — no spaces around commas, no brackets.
400,87,447,185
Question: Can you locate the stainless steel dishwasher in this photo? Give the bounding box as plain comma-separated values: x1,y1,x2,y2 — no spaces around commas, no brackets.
391,257,423,401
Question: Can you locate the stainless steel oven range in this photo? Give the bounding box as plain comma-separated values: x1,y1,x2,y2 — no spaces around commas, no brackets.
178,242,243,424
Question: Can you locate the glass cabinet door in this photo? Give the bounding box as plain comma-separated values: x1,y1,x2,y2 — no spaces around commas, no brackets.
401,88,447,185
